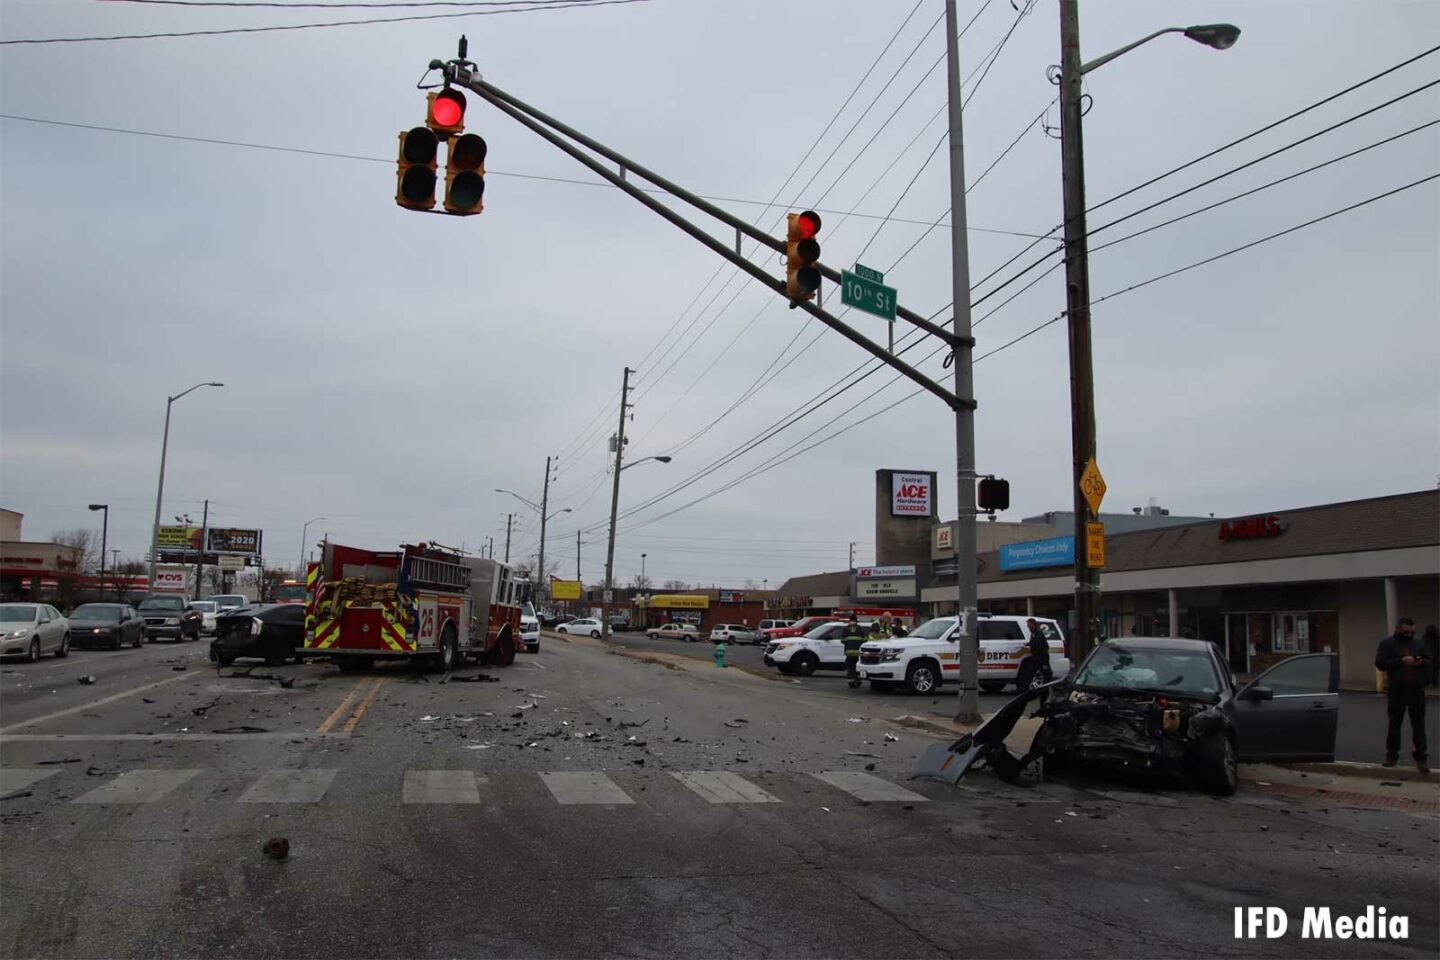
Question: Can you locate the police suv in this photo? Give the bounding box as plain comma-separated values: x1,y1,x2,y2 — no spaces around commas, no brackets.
856,614,1069,695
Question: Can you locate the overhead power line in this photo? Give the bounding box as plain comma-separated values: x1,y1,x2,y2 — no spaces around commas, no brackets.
607,172,1438,535
0,0,647,44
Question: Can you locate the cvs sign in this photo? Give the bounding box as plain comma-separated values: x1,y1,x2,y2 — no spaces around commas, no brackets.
891,471,934,517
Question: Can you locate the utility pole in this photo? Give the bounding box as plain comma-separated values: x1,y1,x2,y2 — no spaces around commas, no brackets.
1059,0,1099,665
848,542,856,570
537,457,554,606
504,512,513,563
945,0,982,724
194,499,209,599
601,367,634,642
487,536,494,559
576,531,581,581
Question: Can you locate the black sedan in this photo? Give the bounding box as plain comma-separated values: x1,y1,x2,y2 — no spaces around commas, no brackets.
211,604,307,666
927,638,1339,797
69,603,146,650
1035,638,1339,795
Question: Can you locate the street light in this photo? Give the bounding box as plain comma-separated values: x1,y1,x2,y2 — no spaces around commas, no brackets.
603,440,674,642
88,504,108,598
147,381,224,594
641,552,647,584
495,488,543,513
1057,4,1239,666
300,516,325,578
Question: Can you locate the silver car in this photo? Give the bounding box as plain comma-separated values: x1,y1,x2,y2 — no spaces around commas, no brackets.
0,603,71,660
188,600,220,636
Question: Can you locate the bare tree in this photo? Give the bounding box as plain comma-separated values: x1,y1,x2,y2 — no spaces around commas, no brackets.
629,573,654,590
661,579,690,590
51,528,98,573
743,578,760,591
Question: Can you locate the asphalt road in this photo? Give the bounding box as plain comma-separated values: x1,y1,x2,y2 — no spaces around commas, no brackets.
2,633,1436,958
609,632,1439,766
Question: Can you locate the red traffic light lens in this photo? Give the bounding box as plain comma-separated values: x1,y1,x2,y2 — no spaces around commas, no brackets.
432,89,465,128
796,210,821,240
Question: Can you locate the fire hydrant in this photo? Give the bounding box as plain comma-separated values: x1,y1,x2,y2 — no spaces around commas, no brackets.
713,641,728,668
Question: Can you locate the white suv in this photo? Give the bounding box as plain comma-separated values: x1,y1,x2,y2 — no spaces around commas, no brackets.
856,615,1069,695
709,624,758,645
763,620,872,676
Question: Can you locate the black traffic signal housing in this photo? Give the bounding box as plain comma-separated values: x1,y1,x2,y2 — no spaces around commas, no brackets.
426,88,467,137
395,126,439,210
444,133,487,215
786,210,822,303
977,477,1010,513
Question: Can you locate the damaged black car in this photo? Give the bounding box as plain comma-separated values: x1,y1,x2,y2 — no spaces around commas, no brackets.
915,639,1339,796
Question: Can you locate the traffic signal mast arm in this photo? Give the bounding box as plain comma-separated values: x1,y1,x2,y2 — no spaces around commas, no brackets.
441,61,974,411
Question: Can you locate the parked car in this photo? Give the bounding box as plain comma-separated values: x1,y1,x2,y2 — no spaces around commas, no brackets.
520,603,540,653
709,623,759,645
608,615,631,632
188,600,220,636
137,595,202,642
541,612,572,628
69,603,145,650
646,622,699,641
557,617,602,638
762,615,843,641
210,603,307,666
856,614,1070,695
764,621,872,676
207,594,249,613
964,639,1340,796
0,602,70,660
756,618,793,638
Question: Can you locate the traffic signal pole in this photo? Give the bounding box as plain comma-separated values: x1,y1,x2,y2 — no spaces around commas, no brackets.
440,64,970,409
943,0,981,725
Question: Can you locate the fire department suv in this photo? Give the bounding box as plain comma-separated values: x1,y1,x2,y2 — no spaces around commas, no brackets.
856,614,1070,695
306,541,529,672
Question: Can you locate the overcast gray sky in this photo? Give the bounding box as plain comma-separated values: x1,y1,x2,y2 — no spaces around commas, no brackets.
2,0,1436,589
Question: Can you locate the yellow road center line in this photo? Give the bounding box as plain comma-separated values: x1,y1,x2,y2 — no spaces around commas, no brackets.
341,677,385,734
316,677,372,734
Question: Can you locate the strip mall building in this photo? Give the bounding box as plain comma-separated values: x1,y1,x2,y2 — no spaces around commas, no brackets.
920,490,1438,685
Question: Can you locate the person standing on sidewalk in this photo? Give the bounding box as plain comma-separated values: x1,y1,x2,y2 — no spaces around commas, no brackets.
1375,617,1431,773
843,615,866,689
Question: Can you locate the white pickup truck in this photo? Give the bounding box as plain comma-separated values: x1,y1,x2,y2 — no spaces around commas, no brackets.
856,614,1069,695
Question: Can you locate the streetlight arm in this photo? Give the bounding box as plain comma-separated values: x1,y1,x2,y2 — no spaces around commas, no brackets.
170,380,224,403
1080,27,1182,74
496,489,544,514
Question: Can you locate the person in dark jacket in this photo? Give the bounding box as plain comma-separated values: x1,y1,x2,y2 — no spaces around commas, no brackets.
1423,624,1440,687
1375,617,1431,773
1014,618,1055,691
843,616,866,688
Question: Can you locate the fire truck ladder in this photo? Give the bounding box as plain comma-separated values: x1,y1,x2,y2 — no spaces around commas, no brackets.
407,555,471,591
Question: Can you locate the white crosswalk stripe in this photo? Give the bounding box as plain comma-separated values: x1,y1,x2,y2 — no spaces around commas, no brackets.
811,771,929,803
540,771,633,805
403,770,486,804
72,769,201,804
239,769,338,804
0,768,60,797
671,771,779,804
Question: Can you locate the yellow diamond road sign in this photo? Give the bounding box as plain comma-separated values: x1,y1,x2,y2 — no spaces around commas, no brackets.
1080,457,1106,516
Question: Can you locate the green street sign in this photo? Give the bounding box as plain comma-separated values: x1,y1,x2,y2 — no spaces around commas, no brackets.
841,268,897,321
853,263,884,283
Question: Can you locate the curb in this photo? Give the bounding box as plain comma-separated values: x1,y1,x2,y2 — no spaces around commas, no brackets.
1273,760,1438,784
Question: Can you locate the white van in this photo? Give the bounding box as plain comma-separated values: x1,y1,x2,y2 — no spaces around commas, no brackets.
856,614,1069,695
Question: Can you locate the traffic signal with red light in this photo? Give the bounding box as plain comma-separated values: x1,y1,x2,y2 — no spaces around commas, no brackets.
444,133,487,215
977,478,1010,512
786,210,822,302
395,126,439,210
427,88,466,137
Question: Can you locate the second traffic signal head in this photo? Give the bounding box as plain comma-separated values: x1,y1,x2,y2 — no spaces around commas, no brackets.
395,126,439,210
443,133,487,215
977,477,1010,513
786,210,822,301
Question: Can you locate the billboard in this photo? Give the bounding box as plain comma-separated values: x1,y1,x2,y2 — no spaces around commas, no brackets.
550,579,582,601
206,527,262,555
152,565,189,592
999,536,1075,572
891,472,934,517
156,525,202,549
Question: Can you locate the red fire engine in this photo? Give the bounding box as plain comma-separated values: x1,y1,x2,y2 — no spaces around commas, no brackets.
305,541,526,672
